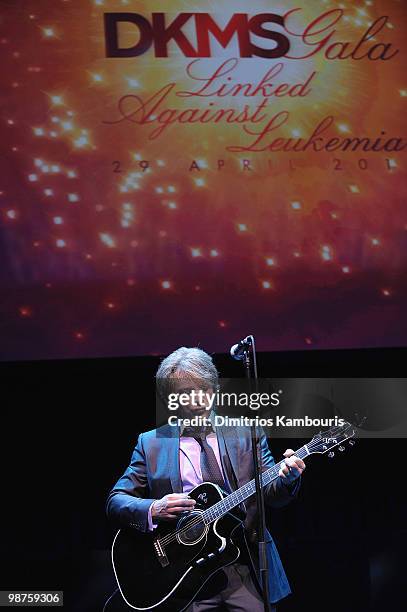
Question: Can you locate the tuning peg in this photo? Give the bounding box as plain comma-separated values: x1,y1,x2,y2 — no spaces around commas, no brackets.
349,440,355,446
338,445,345,452
327,451,335,458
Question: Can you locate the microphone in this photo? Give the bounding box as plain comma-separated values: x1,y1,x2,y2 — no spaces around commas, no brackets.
230,336,252,360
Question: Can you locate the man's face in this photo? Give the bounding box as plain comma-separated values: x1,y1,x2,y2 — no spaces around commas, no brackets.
170,378,214,419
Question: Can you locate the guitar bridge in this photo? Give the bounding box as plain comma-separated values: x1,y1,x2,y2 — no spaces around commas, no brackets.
153,538,169,567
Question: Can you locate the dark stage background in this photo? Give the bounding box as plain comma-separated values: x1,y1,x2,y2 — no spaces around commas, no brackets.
1,347,406,612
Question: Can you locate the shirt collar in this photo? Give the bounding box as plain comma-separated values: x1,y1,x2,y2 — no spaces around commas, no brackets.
179,410,216,436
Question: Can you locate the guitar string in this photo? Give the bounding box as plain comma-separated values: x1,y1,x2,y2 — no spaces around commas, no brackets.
158,457,292,546
158,428,348,546
158,452,304,547
159,455,306,546
158,442,319,546
158,427,353,547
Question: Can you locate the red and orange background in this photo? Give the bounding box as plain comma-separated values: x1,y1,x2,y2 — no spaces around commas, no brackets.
0,0,406,360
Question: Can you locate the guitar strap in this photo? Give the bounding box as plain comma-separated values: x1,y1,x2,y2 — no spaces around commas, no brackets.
219,428,267,581
219,426,247,516
220,426,273,544
220,425,262,488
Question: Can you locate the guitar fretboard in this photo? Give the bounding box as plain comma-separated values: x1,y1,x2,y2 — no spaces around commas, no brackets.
202,445,309,524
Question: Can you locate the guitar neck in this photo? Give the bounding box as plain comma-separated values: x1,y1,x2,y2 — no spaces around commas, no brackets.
202,444,310,524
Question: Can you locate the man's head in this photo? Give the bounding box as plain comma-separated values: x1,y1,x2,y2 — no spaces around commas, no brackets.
156,347,219,418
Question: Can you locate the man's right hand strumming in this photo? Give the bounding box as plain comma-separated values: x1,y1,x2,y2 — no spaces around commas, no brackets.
151,493,196,521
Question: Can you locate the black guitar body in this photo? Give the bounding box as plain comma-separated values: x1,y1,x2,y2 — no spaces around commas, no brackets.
112,483,244,611
112,424,356,610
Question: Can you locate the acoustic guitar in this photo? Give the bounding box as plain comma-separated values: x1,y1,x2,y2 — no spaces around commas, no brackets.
111,421,356,611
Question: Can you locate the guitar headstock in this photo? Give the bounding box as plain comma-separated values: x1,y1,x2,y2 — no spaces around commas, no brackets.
307,421,356,457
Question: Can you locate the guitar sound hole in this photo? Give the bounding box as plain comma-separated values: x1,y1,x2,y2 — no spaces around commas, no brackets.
176,511,207,545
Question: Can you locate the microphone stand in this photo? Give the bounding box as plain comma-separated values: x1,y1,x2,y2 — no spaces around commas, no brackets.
240,335,271,612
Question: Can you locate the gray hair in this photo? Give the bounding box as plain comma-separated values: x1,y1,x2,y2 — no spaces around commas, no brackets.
156,347,219,402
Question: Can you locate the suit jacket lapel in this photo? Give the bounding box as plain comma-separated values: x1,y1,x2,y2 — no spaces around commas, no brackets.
217,425,240,491
168,426,182,493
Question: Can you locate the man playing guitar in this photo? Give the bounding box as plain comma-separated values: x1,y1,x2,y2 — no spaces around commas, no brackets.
106,347,305,611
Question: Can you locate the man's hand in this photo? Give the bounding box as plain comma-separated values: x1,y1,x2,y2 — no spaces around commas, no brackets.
278,449,306,484
151,493,196,522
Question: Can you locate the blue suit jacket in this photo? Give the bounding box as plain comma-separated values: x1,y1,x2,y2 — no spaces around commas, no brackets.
106,423,299,604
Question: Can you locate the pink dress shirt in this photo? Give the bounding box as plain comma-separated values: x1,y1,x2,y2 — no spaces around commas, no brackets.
148,431,225,529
